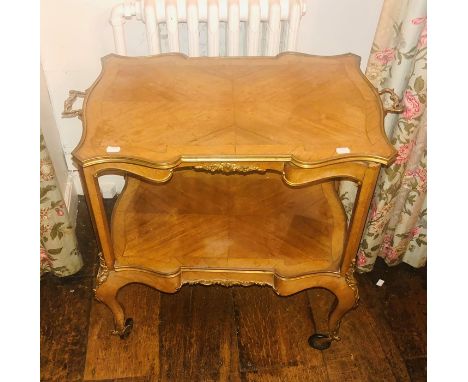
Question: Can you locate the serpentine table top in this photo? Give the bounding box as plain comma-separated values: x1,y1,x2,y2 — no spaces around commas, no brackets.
73,52,395,168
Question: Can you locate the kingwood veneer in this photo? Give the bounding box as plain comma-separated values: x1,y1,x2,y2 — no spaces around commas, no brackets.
64,52,400,350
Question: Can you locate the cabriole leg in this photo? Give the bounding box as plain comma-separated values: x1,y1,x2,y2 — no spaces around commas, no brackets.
81,167,134,339
308,264,359,350
94,262,134,339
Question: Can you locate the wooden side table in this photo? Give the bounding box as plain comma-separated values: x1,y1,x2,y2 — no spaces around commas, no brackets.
64,53,400,350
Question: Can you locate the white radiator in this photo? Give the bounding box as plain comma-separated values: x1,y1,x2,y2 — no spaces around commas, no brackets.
110,0,306,57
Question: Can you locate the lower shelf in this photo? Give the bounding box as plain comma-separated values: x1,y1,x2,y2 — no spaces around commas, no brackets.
111,170,346,278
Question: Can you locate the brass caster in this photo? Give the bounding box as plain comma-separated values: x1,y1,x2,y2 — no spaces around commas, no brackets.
111,318,134,339
308,333,332,350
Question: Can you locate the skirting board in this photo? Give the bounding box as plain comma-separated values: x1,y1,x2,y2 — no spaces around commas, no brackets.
64,172,79,227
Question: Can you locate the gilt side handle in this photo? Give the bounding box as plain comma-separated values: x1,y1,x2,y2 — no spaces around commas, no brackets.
378,88,404,115
62,90,86,119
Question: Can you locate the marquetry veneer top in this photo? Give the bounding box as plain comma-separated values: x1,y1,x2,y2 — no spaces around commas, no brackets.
74,53,396,167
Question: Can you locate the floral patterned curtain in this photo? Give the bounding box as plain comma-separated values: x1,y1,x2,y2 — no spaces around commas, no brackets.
340,0,427,271
40,133,83,276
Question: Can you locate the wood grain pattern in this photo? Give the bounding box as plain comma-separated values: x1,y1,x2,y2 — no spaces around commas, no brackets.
404,357,427,382
40,199,427,381
112,171,342,277
358,259,427,379
84,284,161,381
74,53,395,167
40,275,94,382
307,287,407,382
158,286,239,382
240,365,329,382
233,286,323,373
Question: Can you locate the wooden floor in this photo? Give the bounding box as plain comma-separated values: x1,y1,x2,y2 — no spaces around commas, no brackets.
40,197,426,382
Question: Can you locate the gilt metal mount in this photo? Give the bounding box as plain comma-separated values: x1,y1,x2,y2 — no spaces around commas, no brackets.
194,163,266,174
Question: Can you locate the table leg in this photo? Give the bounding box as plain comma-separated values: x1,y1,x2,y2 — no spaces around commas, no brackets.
80,167,133,338
308,164,380,350
308,268,358,350
80,166,114,267
94,264,134,339
340,163,381,274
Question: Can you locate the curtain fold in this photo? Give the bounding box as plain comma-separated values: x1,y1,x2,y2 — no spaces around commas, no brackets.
339,0,427,271
40,133,83,276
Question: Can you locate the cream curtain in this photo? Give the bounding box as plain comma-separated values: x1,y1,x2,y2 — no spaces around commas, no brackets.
340,0,427,271
40,133,83,276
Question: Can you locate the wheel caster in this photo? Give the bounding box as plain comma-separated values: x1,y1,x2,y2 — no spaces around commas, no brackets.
119,318,134,339
112,318,134,339
308,333,332,350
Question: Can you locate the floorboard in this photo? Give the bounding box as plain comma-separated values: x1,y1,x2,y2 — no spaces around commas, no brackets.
157,286,239,382
307,287,406,382
233,287,324,375
40,197,427,381
83,284,161,381
40,274,94,382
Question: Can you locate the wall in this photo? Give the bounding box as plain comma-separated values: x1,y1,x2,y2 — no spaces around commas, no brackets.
41,65,78,222
41,65,69,197
40,0,384,196
297,0,384,69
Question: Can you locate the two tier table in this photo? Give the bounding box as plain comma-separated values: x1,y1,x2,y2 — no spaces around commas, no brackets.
64,52,400,350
